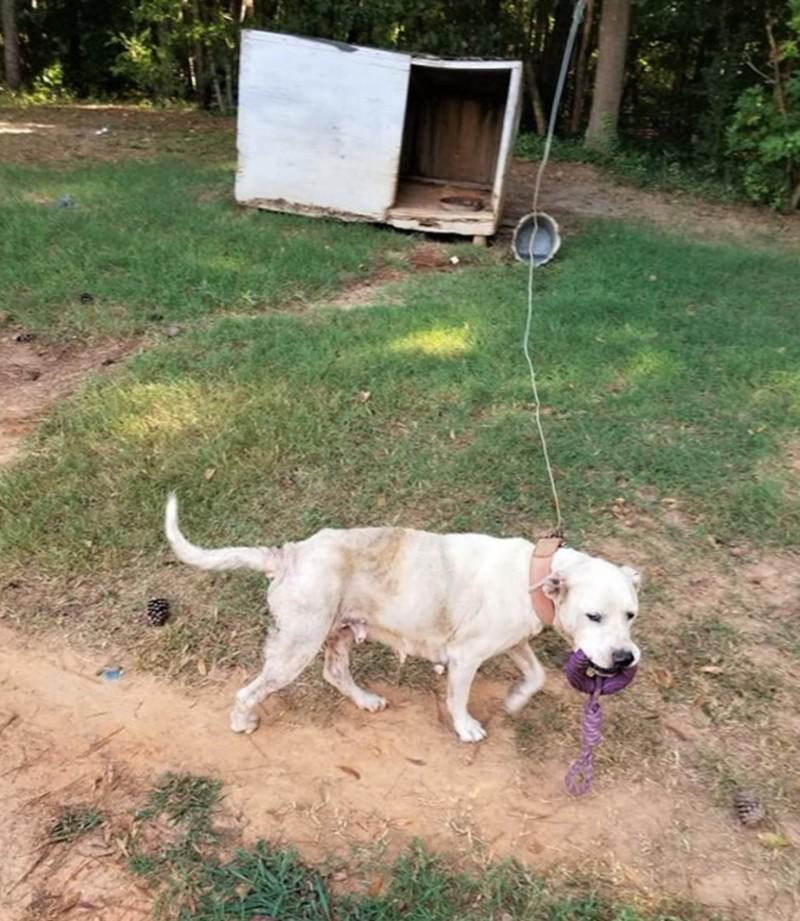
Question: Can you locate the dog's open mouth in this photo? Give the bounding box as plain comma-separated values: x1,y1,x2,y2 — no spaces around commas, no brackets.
586,659,626,678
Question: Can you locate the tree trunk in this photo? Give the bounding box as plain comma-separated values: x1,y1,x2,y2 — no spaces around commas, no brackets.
570,0,595,133
524,61,547,137
1,0,21,91
585,0,632,151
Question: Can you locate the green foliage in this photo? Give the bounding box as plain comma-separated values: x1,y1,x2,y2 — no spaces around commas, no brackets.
726,0,800,209
4,0,800,199
728,79,800,209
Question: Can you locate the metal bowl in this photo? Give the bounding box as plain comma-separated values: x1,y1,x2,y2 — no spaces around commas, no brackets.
511,211,561,266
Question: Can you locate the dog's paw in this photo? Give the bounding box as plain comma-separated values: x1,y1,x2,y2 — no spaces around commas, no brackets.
454,716,487,743
504,689,529,715
359,692,388,712
230,707,259,734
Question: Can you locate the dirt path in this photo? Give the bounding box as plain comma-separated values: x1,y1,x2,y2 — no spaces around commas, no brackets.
504,160,800,247
0,334,133,466
2,626,794,921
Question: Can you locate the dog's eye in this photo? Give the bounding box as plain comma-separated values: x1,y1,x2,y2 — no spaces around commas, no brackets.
586,613,602,623
626,611,636,621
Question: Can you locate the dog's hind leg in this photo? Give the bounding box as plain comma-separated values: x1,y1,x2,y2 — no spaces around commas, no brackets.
504,641,545,714
323,629,387,712
230,602,331,734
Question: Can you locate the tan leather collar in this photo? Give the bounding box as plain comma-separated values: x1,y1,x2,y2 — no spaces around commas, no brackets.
529,537,564,626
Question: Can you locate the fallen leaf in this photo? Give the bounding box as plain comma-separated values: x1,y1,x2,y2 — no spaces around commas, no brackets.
651,666,674,689
663,718,699,742
367,876,385,897
358,390,371,403
204,467,216,481
758,832,792,849
196,658,208,676
336,764,361,780
700,665,724,675
62,892,82,912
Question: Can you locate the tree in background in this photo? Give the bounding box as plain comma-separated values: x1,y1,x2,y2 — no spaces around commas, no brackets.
1,0,798,208
585,0,631,150
1,0,21,90
727,0,800,208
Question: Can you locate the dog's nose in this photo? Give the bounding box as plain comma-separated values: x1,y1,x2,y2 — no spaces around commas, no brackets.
612,649,635,669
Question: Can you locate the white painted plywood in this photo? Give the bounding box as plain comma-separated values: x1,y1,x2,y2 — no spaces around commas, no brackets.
236,31,411,219
491,63,523,215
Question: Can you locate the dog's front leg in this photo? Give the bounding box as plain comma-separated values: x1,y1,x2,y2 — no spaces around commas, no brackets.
504,641,545,714
446,654,486,742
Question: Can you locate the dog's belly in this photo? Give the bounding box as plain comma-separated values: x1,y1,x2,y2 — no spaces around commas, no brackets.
356,622,448,664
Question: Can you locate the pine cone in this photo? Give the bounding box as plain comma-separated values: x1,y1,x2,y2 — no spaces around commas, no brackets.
734,789,765,827
146,597,171,627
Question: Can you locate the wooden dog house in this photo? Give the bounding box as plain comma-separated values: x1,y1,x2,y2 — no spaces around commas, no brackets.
235,30,522,240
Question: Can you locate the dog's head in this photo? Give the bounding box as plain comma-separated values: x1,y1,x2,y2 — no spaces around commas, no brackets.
542,557,641,673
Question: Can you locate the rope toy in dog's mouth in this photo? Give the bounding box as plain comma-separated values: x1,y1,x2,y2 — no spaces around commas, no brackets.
563,650,637,796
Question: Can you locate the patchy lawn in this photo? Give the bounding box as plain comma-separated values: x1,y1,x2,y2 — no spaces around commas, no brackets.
0,157,416,339
2,105,799,921
2,221,798,571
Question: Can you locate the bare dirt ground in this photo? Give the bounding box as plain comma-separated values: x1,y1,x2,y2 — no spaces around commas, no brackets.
503,160,800,248
2,106,800,921
2,622,797,921
0,333,134,466
0,105,233,165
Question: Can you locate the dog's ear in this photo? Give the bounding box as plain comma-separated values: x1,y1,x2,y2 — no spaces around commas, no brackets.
620,565,641,589
542,571,569,601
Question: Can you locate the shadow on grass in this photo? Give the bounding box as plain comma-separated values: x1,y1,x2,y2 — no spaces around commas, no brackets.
1,220,798,577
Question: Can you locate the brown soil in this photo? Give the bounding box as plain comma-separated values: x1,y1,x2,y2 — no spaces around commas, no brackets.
0,333,134,466
504,160,800,248
0,105,234,165
325,243,475,310
1,623,797,921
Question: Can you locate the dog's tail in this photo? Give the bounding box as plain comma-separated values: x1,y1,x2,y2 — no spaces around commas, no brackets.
165,493,281,576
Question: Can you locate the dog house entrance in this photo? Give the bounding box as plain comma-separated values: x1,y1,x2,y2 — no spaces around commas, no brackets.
387,63,513,236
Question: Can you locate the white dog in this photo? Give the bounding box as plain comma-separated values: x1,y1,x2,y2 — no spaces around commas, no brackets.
165,495,640,742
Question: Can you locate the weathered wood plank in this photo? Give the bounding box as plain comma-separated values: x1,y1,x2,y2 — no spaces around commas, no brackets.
236,31,411,219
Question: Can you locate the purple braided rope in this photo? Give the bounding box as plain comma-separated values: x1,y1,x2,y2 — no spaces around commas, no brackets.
563,650,637,796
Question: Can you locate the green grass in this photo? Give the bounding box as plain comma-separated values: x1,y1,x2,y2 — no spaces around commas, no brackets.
130,774,224,916
1,220,799,588
129,774,708,921
0,158,407,338
50,806,104,843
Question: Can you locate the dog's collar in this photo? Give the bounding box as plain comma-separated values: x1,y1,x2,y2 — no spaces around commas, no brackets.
529,537,564,626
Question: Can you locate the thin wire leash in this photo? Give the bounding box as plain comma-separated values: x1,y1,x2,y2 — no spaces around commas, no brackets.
524,0,588,533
